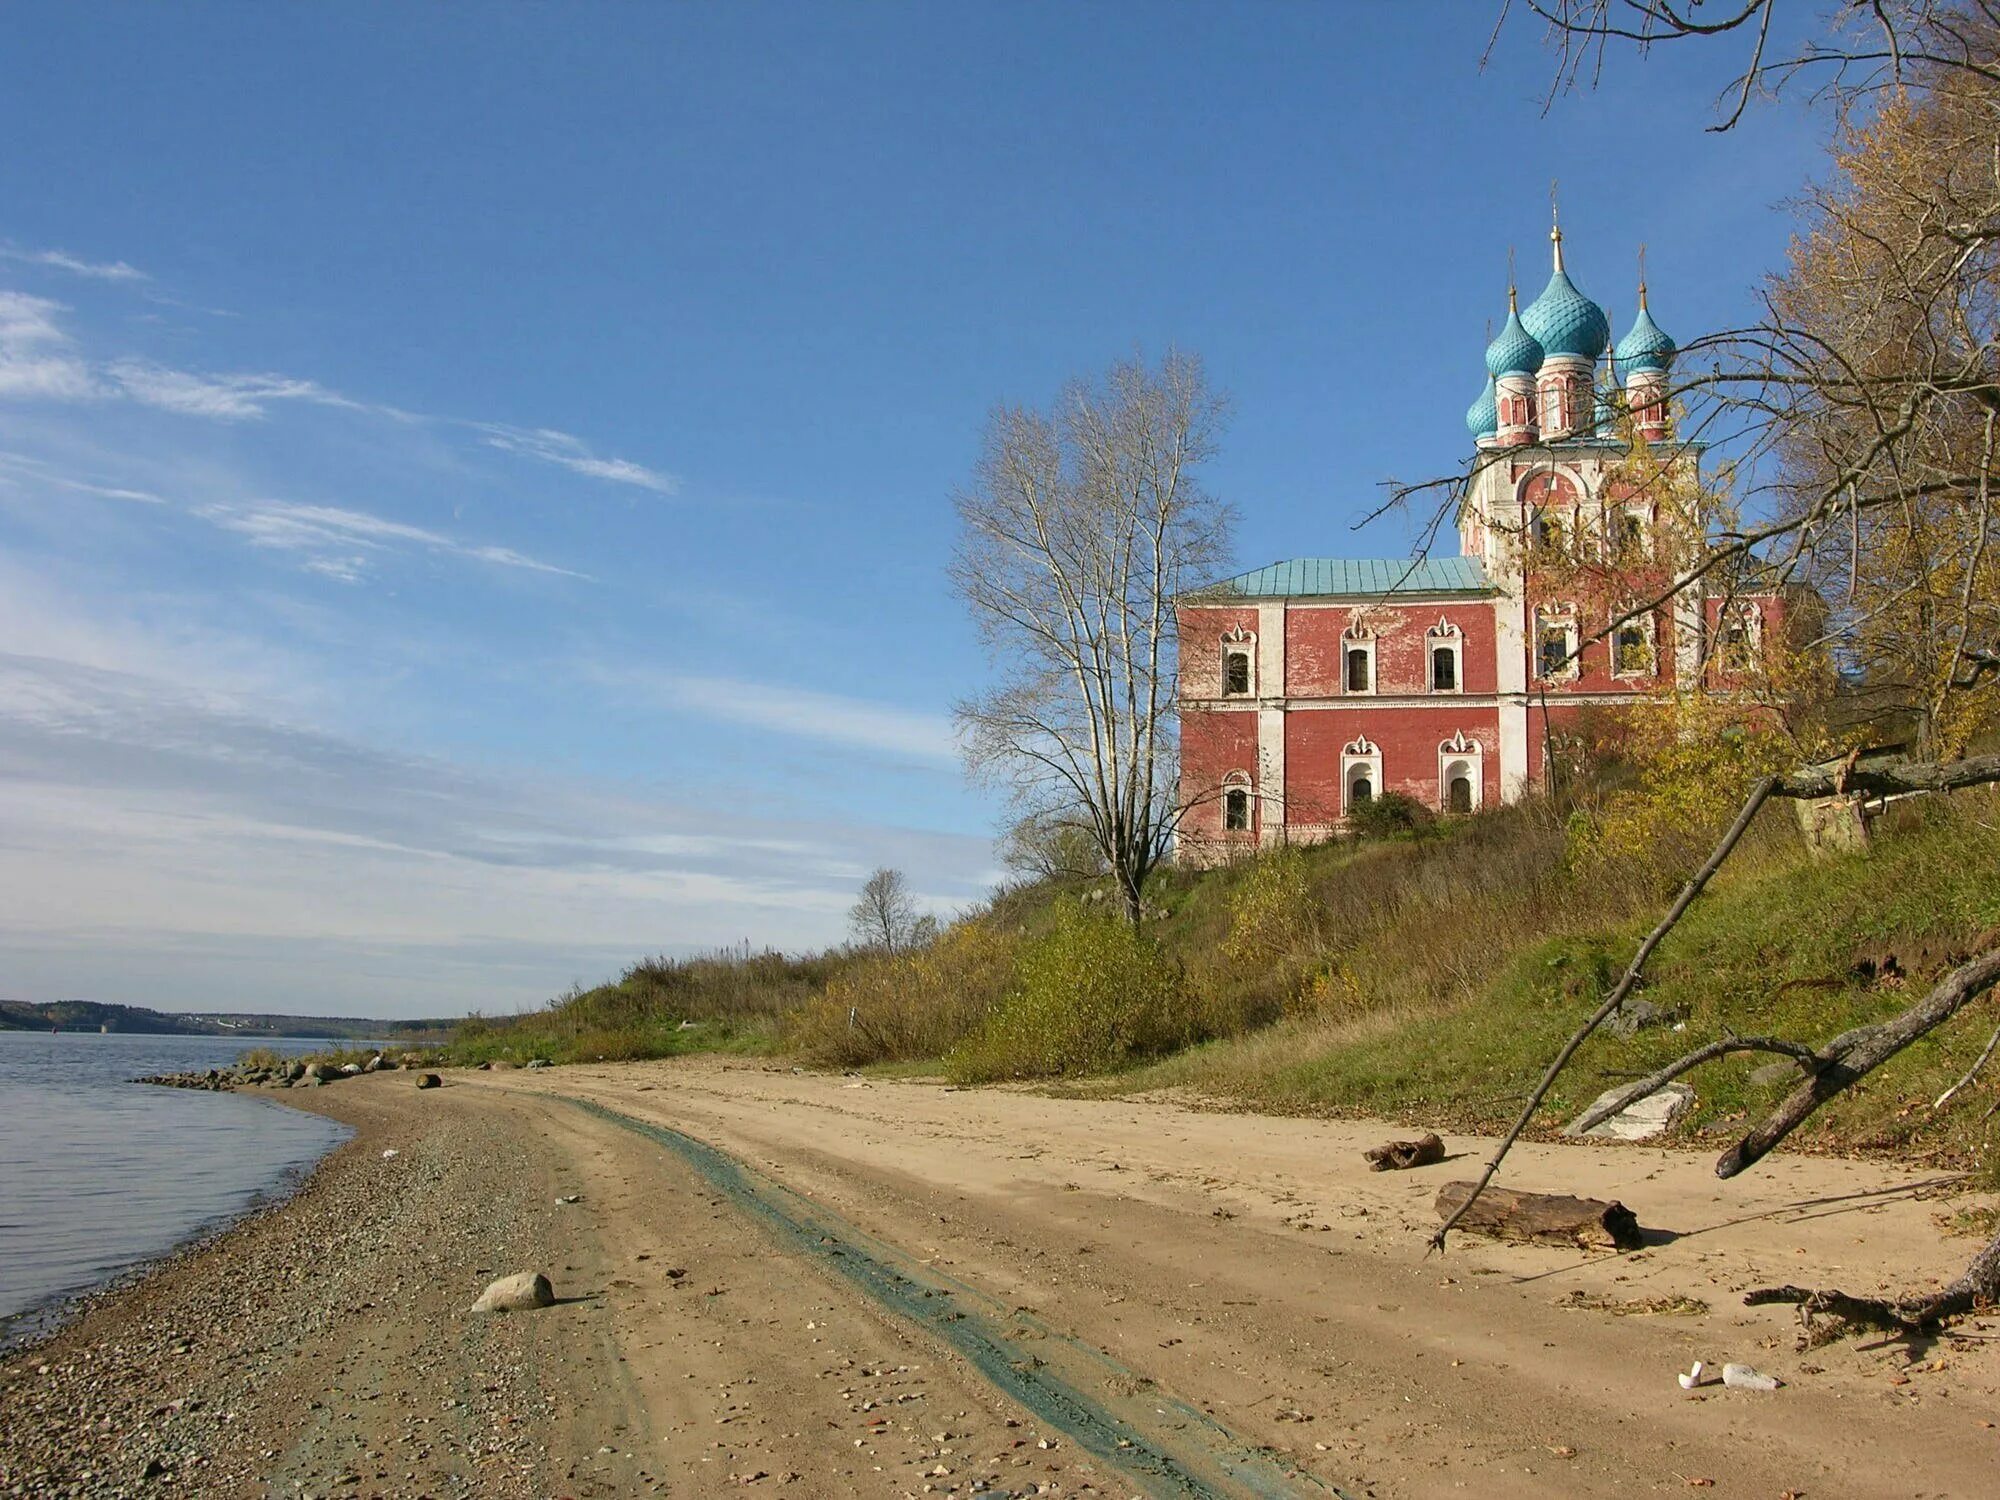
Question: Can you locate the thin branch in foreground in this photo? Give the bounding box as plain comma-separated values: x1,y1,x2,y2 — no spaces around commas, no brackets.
1933,1018,2000,1111
1571,1035,1822,1135
1427,775,1778,1254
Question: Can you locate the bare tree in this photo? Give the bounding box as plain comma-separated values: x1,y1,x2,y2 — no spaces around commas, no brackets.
952,351,1232,924
848,867,924,956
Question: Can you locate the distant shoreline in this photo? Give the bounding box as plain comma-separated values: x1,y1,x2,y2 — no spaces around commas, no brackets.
0,997,449,1040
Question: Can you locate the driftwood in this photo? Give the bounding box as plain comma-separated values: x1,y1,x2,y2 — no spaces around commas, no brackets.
1434,1181,1644,1252
1364,1133,1445,1171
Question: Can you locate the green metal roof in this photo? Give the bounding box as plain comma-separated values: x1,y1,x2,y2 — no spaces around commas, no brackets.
1195,556,1492,599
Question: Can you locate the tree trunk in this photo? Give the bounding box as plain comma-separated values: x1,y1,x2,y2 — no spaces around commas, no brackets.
1433,1182,1644,1251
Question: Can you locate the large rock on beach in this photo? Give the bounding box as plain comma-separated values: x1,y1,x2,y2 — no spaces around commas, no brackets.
415,1072,441,1090
1565,1082,1696,1141
470,1271,554,1313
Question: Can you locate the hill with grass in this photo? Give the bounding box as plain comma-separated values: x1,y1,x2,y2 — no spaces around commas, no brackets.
440,778,2000,1176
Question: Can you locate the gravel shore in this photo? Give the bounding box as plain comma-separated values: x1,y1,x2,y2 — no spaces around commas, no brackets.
0,1080,648,1500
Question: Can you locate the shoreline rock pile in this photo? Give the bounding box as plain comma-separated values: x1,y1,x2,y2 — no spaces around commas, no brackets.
137,1052,433,1092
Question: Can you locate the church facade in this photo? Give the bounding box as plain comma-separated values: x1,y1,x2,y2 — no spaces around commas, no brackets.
1176,221,1783,863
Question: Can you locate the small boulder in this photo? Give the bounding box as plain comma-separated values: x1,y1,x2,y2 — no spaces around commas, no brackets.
470,1271,554,1313
1566,1082,1696,1141
415,1072,442,1090
1605,999,1677,1038
525,1058,553,1070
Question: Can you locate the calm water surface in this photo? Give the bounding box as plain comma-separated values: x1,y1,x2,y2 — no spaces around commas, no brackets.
0,1031,353,1346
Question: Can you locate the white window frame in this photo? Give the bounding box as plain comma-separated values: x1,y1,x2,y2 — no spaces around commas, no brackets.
1610,607,1656,679
1715,600,1763,672
1341,625,1376,697
1438,731,1483,815
1611,505,1650,561
1219,625,1256,698
1535,604,1581,682
1220,770,1254,834
1426,617,1463,695
1340,735,1381,817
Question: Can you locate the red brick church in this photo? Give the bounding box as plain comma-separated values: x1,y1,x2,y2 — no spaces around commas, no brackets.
1177,220,1782,862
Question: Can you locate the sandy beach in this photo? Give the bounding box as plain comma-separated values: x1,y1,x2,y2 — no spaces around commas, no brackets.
4,1058,1998,1498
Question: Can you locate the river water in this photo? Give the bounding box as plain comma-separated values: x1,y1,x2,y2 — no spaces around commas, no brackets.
0,1030,353,1348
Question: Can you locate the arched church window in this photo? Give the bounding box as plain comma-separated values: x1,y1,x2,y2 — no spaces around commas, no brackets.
1613,617,1652,677
1223,650,1251,696
1223,788,1250,832
1537,608,1579,681
1431,647,1456,692
1437,731,1482,815
1349,777,1373,804
1346,648,1371,693
1533,511,1565,555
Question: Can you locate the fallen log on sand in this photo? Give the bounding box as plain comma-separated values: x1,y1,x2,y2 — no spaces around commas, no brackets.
1434,1181,1643,1251
1364,1133,1445,1171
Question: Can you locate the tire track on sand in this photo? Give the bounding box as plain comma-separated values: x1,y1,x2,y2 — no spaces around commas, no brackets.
571,1097,1347,1500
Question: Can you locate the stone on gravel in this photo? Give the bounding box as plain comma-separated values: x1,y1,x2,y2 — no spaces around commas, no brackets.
415,1073,442,1090
526,1058,553,1070
1565,1082,1695,1140
470,1271,554,1313
1722,1362,1782,1391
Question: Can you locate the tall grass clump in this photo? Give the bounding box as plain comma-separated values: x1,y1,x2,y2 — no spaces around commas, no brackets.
783,920,1019,1068
948,901,1193,1082
443,946,843,1066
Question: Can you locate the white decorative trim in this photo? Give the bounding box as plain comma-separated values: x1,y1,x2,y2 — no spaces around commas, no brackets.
1339,736,1381,816
1256,600,1286,700
1610,607,1656,679
1220,625,1256,698
1341,622,1376,696
1220,768,1253,833
1534,602,1581,682
1257,707,1286,848
1438,732,1483,814
1426,616,1464,694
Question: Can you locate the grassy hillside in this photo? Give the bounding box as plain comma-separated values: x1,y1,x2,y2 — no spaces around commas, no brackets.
1116,797,2000,1168
440,778,2000,1174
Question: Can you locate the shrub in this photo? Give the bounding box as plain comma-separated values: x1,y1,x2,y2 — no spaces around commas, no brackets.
1222,845,1323,967
784,920,1019,1068
1345,790,1434,841
948,902,1192,1082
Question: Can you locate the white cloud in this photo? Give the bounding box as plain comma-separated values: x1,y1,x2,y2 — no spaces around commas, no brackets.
0,291,101,401
0,450,164,504
0,291,71,346
0,281,676,497
610,666,960,764
476,423,680,494
193,497,587,580
106,359,364,421
0,246,149,283
0,638,993,1013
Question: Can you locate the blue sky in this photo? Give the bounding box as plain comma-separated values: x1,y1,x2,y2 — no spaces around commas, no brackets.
0,4,1826,1017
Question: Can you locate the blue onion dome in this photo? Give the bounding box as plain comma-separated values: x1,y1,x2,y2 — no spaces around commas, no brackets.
1484,295,1544,378
1615,292,1675,377
1521,229,1610,361
1466,374,1498,438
